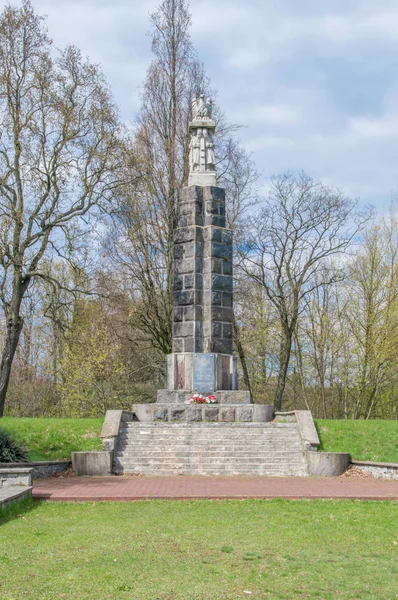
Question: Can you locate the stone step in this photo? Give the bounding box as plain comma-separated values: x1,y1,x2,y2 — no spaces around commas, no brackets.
116,447,303,454
114,466,308,476
118,437,302,445
120,421,297,431
119,432,299,439
114,418,308,477
115,451,305,460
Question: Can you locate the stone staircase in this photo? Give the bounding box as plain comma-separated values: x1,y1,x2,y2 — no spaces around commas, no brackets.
113,422,309,476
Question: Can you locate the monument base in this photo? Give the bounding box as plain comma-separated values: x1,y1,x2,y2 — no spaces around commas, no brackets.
166,352,238,393
156,390,251,404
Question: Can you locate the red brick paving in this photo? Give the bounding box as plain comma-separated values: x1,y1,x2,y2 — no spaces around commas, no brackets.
32,475,398,502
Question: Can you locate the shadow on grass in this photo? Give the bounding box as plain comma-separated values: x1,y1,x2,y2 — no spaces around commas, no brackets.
0,497,43,526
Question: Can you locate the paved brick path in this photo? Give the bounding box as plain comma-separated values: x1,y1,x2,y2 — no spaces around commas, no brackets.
32,475,398,501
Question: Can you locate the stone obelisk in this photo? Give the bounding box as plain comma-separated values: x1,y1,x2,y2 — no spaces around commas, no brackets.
157,94,250,404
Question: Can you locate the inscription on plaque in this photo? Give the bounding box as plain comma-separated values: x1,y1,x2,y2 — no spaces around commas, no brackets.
193,353,215,392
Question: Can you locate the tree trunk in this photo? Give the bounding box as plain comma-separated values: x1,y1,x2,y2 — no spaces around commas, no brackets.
274,328,293,412
0,313,24,417
232,314,253,399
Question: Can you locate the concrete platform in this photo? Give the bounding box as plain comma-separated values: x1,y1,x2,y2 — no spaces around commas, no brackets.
32,475,398,502
0,486,32,510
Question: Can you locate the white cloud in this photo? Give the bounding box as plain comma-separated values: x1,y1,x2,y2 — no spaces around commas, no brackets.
0,0,397,209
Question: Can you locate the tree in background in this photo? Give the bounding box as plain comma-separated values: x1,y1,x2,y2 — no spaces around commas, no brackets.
107,0,260,360
0,1,121,416
239,172,370,411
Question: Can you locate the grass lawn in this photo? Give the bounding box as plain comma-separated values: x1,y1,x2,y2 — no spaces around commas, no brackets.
0,498,397,599
0,417,102,461
315,419,398,463
0,417,397,463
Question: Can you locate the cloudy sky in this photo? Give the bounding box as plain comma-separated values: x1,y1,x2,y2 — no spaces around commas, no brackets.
4,0,398,211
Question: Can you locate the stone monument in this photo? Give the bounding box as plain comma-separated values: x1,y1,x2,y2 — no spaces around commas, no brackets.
157,94,250,404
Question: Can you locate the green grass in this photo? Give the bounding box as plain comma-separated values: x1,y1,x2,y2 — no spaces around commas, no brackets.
315,419,398,463
0,417,103,461
1,417,397,463
0,499,397,599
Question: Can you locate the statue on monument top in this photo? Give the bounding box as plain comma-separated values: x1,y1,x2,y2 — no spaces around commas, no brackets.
192,94,212,120
188,93,216,185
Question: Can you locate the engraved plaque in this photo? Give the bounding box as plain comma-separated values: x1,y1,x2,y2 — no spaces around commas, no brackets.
193,353,215,393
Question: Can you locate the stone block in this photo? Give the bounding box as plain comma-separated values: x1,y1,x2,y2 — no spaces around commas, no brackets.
206,216,226,227
173,307,183,322
187,408,202,422
210,258,223,274
222,292,233,307
211,306,233,322
157,390,192,403
174,258,195,274
72,452,113,476
212,275,233,292
174,226,196,244
221,230,233,244
222,323,233,338
173,274,183,290
222,260,233,276
101,410,123,439
173,321,194,338
102,438,114,451
218,391,251,404
184,274,194,289
173,245,184,259
220,407,236,422
183,305,202,321
154,408,168,421
204,407,219,421
132,404,153,422
252,404,274,422
174,291,194,305
211,291,222,305
212,322,222,337
172,338,184,352
184,338,194,352
237,406,253,422
211,339,233,354
212,243,233,260
170,408,185,422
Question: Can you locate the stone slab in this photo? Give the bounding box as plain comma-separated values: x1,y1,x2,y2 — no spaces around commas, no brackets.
157,390,251,404
0,468,33,487
295,410,320,447
100,410,123,438
72,452,113,476
0,462,70,479
0,486,32,510
351,460,398,480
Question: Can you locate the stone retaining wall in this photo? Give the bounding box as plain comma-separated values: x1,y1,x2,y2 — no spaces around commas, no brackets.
0,461,71,478
132,403,274,423
351,460,398,480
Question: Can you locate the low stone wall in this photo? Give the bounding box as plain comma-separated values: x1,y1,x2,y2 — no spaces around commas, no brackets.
307,452,350,476
0,461,71,478
351,460,398,480
132,403,274,423
72,451,113,476
157,390,251,404
0,467,33,487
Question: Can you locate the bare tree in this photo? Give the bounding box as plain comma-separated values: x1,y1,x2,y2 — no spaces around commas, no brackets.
238,171,370,411
0,1,121,416
108,0,260,359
